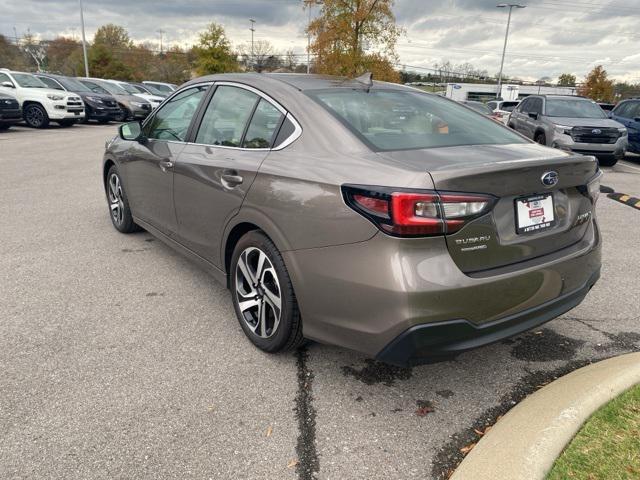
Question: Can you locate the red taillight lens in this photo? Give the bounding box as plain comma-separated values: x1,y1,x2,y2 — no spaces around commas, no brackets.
343,186,495,237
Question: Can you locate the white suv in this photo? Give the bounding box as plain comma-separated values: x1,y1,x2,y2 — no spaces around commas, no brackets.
0,69,85,128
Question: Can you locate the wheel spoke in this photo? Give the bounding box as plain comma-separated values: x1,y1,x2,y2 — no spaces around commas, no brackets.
258,300,267,337
237,252,256,285
238,297,260,314
263,284,281,312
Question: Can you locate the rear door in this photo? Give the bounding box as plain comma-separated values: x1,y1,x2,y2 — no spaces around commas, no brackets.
618,102,640,151
172,83,285,267
122,85,209,234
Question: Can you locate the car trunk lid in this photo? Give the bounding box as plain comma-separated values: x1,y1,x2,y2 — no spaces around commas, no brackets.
379,143,598,273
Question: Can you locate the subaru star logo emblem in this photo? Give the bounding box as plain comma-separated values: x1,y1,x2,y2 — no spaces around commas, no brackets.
541,171,559,187
591,128,602,135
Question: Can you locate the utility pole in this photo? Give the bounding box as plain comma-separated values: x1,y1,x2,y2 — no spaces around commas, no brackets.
13,26,18,46
249,19,256,71
496,3,525,99
157,29,165,55
306,4,312,74
79,0,89,77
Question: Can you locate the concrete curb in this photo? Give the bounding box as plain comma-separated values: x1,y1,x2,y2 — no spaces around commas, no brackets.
451,352,640,480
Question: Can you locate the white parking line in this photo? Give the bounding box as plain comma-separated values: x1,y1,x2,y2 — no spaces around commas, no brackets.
617,160,640,173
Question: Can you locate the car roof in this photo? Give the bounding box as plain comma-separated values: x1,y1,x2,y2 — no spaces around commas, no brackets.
183,72,409,93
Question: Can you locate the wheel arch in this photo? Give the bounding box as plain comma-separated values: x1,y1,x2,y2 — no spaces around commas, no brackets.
222,211,293,282
103,158,116,191
534,127,547,142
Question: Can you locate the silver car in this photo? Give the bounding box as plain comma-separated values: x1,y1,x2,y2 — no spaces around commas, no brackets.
102,74,601,366
508,95,627,166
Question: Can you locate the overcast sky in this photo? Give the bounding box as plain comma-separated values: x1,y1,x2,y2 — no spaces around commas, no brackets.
1,0,639,82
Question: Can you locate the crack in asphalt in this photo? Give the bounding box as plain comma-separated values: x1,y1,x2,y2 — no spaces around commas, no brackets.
294,347,319,480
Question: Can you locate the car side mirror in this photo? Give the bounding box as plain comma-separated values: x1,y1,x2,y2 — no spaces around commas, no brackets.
119,121,144,142
528,112,539,120
1,81,14,88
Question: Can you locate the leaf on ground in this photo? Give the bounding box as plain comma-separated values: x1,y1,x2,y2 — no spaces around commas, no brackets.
415,405,434,417
460,442,476,455
287,459,298,469
265,425,273,437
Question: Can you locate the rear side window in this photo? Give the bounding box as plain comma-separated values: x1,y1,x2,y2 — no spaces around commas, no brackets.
307,88,526,151
529,98,543,115
242,99,284,148
196,86,258,147
144,86,207,141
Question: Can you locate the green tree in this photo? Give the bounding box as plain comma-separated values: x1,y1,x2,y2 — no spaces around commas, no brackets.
93,24,132,50
305,0,402,82
579,66,614,102
557,73,576,87
192,23,238,75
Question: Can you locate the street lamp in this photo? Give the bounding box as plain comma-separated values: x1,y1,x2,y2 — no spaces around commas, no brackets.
249,19,256,70
496,3,526,99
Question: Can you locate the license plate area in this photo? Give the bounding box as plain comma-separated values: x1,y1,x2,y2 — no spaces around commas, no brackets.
515,193,555,234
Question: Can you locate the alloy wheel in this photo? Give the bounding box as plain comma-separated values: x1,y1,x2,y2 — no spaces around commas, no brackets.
108,173,124,225
234,247,282,338
26,106,44,127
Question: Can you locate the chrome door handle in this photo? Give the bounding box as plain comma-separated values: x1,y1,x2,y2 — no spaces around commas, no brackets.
159,160,173,172
221,170,243,188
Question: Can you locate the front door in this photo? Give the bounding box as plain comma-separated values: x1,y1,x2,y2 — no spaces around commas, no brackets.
122,85,209,234
173,84,285,267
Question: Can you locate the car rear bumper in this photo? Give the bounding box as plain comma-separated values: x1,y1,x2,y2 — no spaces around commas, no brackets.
376,268,600,366
283,221,601,363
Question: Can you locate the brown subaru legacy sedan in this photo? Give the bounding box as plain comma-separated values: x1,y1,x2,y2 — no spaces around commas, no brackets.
102,73,601,366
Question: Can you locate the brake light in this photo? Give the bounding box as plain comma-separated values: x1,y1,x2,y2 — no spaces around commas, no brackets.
344,186,496,237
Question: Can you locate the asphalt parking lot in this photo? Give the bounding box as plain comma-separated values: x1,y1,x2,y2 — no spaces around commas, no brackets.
1,124,639,480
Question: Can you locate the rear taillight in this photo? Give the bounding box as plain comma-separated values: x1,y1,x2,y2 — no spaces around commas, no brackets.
343,186,496,237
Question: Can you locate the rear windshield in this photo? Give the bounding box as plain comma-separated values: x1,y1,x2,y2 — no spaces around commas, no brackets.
545,99,607,118
307,88,526,151
501,101,519,112
93,80,127,95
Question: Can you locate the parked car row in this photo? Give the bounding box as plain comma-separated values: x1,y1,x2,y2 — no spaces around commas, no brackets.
0,67,177,130
461,95,637,167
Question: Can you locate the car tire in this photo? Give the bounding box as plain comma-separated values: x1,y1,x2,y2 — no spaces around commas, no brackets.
598,157,618,167
58,119,76,127
230,231,304,353
97,118,111,124
535,132,546,145
0,124,10,131
23,104,50,129
106,165,140,233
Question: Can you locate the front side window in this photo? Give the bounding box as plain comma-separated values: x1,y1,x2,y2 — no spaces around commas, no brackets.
545,98,607,118
144,86,207,141
195,86,258,147
12,73,48,88
58,77,92,93
308,88,526,151
529,98,543,115
243,99,284,148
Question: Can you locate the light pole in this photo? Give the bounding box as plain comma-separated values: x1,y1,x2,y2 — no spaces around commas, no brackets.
157,29,165,55
249,19,256,70
306,4,312,74
496,3,525,99
79,0,89,77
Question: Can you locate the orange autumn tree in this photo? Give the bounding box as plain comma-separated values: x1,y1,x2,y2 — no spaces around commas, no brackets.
305,0,402,82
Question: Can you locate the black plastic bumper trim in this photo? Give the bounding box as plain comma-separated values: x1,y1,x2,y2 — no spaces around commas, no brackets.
375,269,601,367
